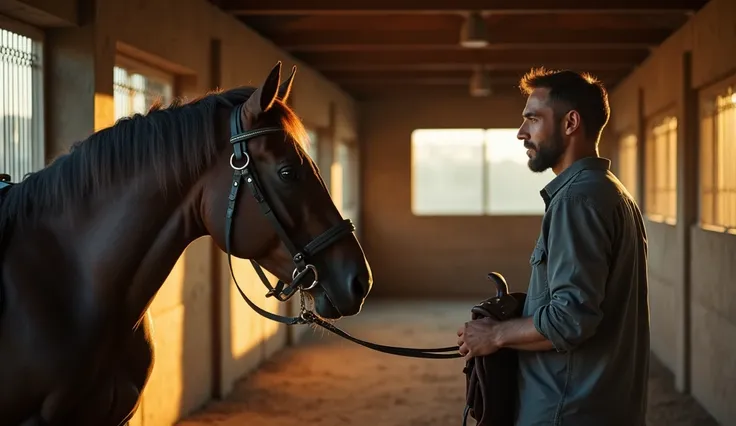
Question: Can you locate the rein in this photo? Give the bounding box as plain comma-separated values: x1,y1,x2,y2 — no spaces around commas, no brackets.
224,104,462,360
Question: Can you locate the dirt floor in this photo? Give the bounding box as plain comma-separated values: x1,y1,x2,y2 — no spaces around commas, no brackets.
177,300,720,426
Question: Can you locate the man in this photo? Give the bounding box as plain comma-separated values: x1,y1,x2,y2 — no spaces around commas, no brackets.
457,67,650,426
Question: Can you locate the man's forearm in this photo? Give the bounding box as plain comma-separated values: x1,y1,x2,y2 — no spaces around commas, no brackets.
508,340,554,351
494,316,554,351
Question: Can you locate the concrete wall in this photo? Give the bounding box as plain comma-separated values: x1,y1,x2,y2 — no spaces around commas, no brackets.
607,0,736,423
360,92,544,298
1,0,355,424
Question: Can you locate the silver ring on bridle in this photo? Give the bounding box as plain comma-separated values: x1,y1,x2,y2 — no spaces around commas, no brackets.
293,264,318,291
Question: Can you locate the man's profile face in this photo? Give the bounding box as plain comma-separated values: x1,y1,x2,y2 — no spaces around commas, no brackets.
516,88,567,173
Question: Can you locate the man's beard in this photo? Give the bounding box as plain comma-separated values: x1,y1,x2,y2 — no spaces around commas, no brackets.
525,127,566,173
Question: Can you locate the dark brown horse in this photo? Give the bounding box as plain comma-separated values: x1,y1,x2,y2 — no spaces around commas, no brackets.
0,62,373,426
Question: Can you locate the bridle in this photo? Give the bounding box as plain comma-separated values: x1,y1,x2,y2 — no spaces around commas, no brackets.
225,103,461,360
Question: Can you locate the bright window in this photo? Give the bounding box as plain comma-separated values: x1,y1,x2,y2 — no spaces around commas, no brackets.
305,129,318,163
113,55,174,120
644,115,677,224
331,140,360,225
700,80,736,233
411,128,554,216
617,134,638,201
0,25,45,181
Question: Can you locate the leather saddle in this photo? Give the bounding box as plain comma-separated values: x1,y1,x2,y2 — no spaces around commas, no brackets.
0,173,14,244
0,173,15,317
463,272,526,426
0,173,12,194
0,173,15,224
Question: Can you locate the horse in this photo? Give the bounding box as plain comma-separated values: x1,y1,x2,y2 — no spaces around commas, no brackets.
0,61,373,426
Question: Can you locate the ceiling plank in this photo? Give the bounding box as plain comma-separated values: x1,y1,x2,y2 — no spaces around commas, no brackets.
344,79,628,100
344,84,550,101
295,48,649,71
335,77,519,86
240,13,690,32
322,69,628,81
318,63,636,72
269,29,670,52
218,0,708,15
333,75,622,88
326,73,625,90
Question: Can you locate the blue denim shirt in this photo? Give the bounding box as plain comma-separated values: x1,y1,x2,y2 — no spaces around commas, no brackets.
516,156,650,426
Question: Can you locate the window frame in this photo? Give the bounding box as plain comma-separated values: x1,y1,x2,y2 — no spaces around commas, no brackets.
698,72,736,234
410,127,553,217
616,131,639,202
643,109,678,225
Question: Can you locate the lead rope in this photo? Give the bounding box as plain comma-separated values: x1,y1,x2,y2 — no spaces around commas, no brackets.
293,290,461,359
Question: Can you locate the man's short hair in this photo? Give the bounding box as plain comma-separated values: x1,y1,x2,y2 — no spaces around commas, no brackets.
519,67,610,142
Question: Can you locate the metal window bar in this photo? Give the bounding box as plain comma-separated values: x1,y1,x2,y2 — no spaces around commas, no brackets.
0,28,43,182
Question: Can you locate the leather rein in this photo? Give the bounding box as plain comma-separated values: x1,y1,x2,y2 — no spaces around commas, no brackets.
225,104,461,360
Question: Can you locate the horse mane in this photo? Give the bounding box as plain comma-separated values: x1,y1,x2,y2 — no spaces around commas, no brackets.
0,85,311,231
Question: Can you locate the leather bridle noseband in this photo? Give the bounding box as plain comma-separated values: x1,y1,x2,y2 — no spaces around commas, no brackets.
225,103,461,359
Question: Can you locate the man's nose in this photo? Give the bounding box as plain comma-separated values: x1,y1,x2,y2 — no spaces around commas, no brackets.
516,127,526,140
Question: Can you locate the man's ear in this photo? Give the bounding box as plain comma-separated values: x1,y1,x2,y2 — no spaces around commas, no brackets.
564,110,581,136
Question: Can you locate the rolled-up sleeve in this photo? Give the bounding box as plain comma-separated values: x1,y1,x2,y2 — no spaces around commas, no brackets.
533,195,612,352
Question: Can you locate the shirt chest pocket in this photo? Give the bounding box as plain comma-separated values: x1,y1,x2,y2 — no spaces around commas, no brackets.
527,244,550,301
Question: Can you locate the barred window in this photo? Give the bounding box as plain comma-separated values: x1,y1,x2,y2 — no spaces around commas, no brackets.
644,115,677,224
617,133,638,201
0,25,44,181
700,79,736,233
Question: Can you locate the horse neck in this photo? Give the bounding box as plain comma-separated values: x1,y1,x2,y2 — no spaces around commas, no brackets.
33,147,210,325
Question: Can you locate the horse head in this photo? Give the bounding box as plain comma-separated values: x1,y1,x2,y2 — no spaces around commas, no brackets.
200,62,372,319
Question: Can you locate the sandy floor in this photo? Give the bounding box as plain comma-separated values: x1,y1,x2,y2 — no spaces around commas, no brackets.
177,300,719,426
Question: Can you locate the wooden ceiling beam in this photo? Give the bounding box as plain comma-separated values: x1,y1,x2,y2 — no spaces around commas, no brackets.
326,72,625,88
317,63,636,72
322,69,628,81
333,75,623,88
217,0,708,15
335,77,519,86
270,29,669,52
296,48,649,71
239,13,690,33
345,84,546,101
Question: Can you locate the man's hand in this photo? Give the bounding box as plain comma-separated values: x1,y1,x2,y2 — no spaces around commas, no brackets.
457,317,501,361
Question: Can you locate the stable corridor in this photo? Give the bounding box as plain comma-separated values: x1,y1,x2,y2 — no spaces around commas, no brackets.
178,301,719,426
3,0,736,424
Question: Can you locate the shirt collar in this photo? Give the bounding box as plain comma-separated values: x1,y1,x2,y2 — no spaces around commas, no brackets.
540,156,611,207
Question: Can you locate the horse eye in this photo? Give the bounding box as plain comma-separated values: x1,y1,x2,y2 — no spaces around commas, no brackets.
279,166,298,182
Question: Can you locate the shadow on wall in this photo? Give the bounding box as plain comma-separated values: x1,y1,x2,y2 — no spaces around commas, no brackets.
123,237,291,426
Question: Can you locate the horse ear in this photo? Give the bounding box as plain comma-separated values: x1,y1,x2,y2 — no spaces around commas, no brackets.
277,65,297,103
245,61,282,115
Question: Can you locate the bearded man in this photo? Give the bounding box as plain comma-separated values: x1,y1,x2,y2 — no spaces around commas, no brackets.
457,68,650,426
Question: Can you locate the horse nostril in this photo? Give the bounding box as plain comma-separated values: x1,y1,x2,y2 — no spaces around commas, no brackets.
350,274,369,299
